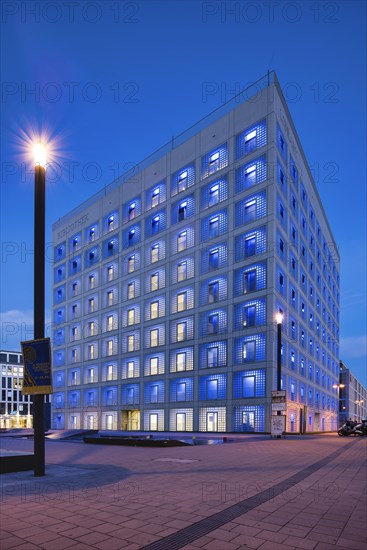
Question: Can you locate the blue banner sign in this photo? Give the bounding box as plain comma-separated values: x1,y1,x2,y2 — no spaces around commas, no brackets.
21,338,53,395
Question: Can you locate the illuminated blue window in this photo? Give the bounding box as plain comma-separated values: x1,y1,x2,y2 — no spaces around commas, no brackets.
290,155,299,189
233,262,266,296
171,195,195,224
104,212,118,233
85,223,99,243
201,209,228,241
70,234,81,252
199,374,226,400
277,124,287,161
54,328,65,346
147,181,166,208
301,182,308,210
170,378,193,402
235,155,266,192
200,243,227,273
233,406,265,432
202,145,228,178
85,246,99,267
146,210,166,237
124,198,141,221
122,384,140,405
123,224,140,248
233,370,265,398
236,119,266,158
200,309,227,337
171,165,195,196
235,228,266,261
54,242,66,262
68,257,81,276
102,386,118,406
200,276,227,305
235,191,266,227
200,177,228,209
54,284,65,303
54,265,66,284
144,381,164,404
54,307,65,324
277,161,287,197
53,351,65,367
102,238,118,259
234,334,265,364
234,299,266,329
199,340,226,369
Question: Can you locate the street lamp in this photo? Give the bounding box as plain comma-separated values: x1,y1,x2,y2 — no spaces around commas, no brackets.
276,313,283,393
333,384,345,427
33,141,47,476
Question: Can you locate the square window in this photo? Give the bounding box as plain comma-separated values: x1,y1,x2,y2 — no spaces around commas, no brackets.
178,202,187,222
178,231,187,252
208,281,219,303
176,382,186,401
242,375,255,397
151,244,159,263
128,255,135,272
150,357,158,375
177,291,187,312
178,171,188,192
178,261,187,281
207,379,218,399
150,385,158,403
150,301,159,319
244,199,256,222
152,188,160,207
208,314,219,334
209,152,219,173
177,322,187,342
176,352,186,371
207,347,218,368
209,216,219,238
245,236,256,257
209,249,219,269
245,165,256,185
151,273,159,291
243,341,255,362
244,270,256,293
209,184,219,206
243,305,256,327
150,329,159,347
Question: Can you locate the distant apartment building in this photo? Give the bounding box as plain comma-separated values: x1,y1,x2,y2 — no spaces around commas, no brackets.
338,361,367,424
0,350,32,428
51,72,340,433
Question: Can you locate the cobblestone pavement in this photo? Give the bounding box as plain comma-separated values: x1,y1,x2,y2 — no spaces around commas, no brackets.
1,433,366,549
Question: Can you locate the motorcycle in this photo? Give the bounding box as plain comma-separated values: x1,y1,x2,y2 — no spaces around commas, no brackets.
338,420,359,436
354,420,367,436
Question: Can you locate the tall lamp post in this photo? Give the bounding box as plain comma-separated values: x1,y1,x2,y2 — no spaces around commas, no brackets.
33,143,47,476
275,312,283,438
333,383,345,427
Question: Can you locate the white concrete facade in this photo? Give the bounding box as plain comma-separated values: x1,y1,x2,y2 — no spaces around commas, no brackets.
51,73,340,433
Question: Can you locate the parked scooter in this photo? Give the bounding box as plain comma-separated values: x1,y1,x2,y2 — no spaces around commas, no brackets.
354,420,367,436
338,420,358,436
338,419,367,436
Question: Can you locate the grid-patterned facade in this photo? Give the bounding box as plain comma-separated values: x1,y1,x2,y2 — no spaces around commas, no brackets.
52,73,340,433
0,350,32,428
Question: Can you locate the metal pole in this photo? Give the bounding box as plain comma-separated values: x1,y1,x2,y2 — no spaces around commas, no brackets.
34,163,45,476
277,321,282,391
277,321,282,438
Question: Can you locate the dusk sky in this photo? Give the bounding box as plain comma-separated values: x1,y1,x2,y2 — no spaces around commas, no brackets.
1,0,366,384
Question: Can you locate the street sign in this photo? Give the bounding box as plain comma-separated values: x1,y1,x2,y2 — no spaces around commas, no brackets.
21,338,53,395
271,415,286,436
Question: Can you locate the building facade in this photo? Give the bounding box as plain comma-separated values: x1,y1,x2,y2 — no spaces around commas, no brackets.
51,72,340,433
0,350,32,428
338,361,367,425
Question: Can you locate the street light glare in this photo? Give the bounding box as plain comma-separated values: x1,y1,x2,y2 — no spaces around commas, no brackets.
34,143,47,167
275,312,283,325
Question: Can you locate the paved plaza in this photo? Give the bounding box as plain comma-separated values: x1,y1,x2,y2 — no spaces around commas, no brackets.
0,433,366,549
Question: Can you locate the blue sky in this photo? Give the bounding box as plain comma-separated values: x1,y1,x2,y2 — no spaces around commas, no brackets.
1,0,366,384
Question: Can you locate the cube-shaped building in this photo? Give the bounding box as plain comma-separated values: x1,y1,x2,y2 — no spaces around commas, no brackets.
52,72,340,433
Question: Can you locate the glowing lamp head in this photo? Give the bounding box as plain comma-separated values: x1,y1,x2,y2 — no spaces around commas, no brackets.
33,143,47,167
275,312,283,325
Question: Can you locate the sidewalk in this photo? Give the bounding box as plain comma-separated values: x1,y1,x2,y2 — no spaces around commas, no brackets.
1,434,366,549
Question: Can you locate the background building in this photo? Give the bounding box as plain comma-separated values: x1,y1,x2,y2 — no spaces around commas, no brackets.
338,360,367,425
51,72,340,433
0,350,32,428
